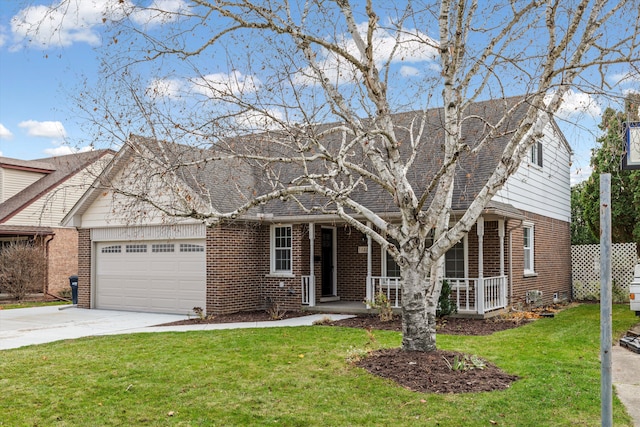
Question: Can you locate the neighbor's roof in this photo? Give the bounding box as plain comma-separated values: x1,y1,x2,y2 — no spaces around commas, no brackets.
0,224,54,236
0,150,114,223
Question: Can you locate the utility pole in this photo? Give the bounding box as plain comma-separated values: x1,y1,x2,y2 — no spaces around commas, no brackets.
600,173,612,427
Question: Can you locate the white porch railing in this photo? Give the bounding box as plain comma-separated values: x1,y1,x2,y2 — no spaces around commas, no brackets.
301,275,314,306
446,276,508,314
363,275,508,314
367,276,402,308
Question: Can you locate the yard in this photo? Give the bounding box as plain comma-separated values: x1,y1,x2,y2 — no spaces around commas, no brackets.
1,304,637,426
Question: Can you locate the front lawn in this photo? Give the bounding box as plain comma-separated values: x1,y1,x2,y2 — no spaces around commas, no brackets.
1,304,637,426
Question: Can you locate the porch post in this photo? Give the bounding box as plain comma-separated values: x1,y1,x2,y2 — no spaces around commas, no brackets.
498,219,506,308
366,221,372,307
309,222,316,307
477,217,485,315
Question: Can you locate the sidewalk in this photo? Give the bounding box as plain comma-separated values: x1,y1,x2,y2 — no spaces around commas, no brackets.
613,324,640,427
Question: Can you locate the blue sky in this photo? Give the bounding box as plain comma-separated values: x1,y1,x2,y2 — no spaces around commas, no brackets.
0,1,637,185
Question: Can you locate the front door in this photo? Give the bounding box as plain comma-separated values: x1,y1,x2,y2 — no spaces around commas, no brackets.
321,228,334,296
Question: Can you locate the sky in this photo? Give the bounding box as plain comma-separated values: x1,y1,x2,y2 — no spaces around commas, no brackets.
0,1,637,185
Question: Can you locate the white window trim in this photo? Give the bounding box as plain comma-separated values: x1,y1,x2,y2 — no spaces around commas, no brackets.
530,141,543,169
270,224,293,276
523,221,536,276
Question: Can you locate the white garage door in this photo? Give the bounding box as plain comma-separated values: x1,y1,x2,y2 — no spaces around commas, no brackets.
96,240,206,315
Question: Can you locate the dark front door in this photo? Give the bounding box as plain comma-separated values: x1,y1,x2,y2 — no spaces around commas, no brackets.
321,228,334,296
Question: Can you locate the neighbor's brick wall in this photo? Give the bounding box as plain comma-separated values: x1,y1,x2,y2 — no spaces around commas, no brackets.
46,227,79,295
77,228,91,308
509,213,571,306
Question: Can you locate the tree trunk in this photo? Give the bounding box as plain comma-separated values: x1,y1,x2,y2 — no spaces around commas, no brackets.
401,265,438,352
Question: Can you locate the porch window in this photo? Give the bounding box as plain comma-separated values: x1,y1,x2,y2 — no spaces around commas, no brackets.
385,250,401,277
523,222,535,274
445,240,465,278
271,225,292,274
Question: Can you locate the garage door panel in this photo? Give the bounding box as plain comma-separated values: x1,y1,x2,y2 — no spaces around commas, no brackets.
96,240,206,315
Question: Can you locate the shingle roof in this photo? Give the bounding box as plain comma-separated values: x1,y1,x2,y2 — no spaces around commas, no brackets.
104,96,543,220
0,150,114,223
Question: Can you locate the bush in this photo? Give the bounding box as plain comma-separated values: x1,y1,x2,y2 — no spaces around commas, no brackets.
0,243,46,300
437,280,458,318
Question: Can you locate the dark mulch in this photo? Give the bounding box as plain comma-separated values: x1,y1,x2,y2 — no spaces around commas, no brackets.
328,314,528,335
356,348,519,393
155,310,309,326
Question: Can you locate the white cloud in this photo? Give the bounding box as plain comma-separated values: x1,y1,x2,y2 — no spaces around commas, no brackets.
0,25,7,47
43,145,92,156
571,164,592,186
191,71,261,98
399,65,420,77
10,0,188,49
0,123,13,140
235,109,286,132
129,0,190,26
609,71,640,86
18,120,67,138
295,24,439,86
146,78,183,100
547,90,602,120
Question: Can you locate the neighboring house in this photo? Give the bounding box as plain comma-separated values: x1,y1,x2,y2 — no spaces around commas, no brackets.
0,150,114,296
63,97,572,317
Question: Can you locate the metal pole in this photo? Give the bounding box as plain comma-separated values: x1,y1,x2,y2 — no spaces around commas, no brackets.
600,173,612,427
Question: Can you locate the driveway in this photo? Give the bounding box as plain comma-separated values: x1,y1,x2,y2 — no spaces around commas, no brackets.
0,305,189,350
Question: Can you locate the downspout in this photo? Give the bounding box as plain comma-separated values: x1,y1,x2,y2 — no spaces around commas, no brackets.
43,234,55,295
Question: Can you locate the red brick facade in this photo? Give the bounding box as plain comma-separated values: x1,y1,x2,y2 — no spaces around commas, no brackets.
74,211,571,315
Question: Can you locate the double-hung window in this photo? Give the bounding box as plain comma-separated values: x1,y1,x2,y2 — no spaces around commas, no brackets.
523,222,535,275
531,141,543,167
271,225,292,274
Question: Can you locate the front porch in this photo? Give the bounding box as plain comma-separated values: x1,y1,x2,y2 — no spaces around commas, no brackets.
298,216,511,319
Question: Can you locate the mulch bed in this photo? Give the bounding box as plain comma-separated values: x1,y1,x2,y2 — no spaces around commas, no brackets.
356,348,519,393
155,310,309,326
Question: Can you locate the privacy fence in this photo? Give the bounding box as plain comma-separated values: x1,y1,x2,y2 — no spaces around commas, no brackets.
571,242,638,302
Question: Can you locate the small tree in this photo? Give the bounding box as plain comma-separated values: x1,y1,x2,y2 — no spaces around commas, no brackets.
0,243,47,300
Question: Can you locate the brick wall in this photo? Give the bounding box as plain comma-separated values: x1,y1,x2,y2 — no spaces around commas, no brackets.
46,227,79,295
77,228,91,308
508,213,571,306
336,226,369,301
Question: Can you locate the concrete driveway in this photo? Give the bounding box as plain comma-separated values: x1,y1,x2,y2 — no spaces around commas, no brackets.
0,305,189,350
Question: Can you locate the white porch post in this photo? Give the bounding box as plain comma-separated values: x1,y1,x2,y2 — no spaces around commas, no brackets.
366,221,372,307
477,217,485,315
309,223,316,307
498,219,506,307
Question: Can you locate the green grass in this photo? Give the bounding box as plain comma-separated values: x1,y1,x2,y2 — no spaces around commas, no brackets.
0,300,69,310
1,304,637,426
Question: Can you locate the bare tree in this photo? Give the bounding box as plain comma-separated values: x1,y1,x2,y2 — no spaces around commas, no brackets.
0,243,47,300
24,0,640,351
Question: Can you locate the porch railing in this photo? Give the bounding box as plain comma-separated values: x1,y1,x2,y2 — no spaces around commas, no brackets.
367,276,402,308
364,275,508,314
445,276,507,314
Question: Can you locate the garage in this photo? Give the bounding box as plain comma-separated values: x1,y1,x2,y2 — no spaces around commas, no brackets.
95,239,206,315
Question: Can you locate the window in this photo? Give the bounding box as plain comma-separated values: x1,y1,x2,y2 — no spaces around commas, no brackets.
445,239,465,278
531,141,543,167
101,245,121,253
271,225,292,274
180,243,204,252
126,244,147,253
523,223,535,274
384,239,401,278
152,243,174,253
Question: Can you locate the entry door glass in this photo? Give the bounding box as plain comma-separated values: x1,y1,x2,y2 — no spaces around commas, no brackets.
321,229,334,296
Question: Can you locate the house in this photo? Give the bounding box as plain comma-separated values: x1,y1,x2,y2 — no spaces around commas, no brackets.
0,150,114,296
62,97,572,317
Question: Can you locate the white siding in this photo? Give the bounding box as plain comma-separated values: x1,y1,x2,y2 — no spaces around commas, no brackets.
493,123,571,222
0,168,47,202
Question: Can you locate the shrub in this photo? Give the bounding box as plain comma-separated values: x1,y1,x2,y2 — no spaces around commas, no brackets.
437,280,458,318
0,243,46,300
365,292,394,322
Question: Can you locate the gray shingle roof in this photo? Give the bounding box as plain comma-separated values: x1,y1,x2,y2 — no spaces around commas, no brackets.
125,96,539,220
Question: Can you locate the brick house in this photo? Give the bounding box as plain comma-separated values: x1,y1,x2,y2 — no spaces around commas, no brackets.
0,151,113,296
63,97,572,317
